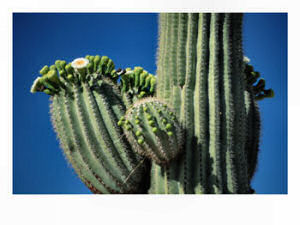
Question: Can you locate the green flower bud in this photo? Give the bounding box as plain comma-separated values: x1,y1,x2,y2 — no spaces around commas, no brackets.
138,138,144,145
166,123,172,130
65,64,73,74
140,71,148,86
40,66,49,76
148,120,155,127
43,89,52,95
150,77,156,93
146,114,152,120
87,63,93,74
47,70,60,84
67,74,73,81
167,131,173,136
60,60,67,69
55,60,62,70
50,65,56,70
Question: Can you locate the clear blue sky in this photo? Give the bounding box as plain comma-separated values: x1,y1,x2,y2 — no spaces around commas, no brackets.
13,13,287,194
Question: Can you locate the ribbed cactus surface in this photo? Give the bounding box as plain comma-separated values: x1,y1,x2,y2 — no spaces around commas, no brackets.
151,13,271,194
30,13,274,194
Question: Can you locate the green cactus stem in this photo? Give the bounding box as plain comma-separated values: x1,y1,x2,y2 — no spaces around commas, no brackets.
31,55,151,194
120,97,184,165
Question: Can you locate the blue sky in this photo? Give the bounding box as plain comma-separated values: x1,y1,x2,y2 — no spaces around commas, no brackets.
13,13,287,194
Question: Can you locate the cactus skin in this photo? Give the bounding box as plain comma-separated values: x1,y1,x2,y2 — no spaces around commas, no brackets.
152,13,267,194
120,97,184,165
33,56,151,194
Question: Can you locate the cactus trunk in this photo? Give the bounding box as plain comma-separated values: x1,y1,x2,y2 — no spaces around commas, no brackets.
151,13,256,194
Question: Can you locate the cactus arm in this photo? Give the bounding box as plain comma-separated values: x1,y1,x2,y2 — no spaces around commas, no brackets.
32,55,151,194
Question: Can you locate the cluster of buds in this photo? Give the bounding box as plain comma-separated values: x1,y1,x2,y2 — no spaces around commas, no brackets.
30,62,66,95
30,55,136,96
244,63,274,101
120,67,156,101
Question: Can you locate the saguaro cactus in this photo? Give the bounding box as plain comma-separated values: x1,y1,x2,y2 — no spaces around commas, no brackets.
30,13,273,194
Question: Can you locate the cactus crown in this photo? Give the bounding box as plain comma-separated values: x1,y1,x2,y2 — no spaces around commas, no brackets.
31,55,156,100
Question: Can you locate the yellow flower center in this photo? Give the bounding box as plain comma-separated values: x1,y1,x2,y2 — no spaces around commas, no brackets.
75,60,85,66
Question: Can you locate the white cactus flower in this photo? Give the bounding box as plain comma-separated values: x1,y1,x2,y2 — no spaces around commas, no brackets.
30,77,41,93
243,56,250,64
125,70,134,75
71,58,89,69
